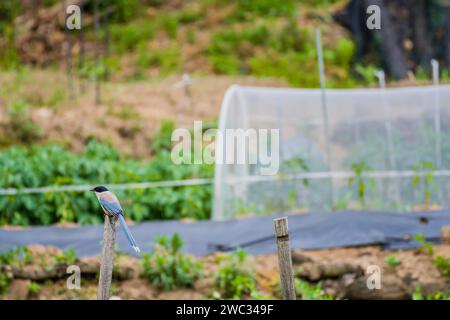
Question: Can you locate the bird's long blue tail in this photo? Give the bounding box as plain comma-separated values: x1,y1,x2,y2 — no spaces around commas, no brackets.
118,214,140,253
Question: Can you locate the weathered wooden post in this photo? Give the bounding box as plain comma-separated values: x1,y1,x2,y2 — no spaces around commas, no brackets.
97,214,117,300
64,0,74,100
93,0,101,105
78,6,85,94
274,217,296,300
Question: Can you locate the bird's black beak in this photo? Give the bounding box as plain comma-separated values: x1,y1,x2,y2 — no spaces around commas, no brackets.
89,188,95,192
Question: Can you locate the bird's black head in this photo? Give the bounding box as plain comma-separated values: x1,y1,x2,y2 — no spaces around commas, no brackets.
90,186,109,193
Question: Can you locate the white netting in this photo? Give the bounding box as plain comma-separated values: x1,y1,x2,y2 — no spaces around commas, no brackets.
213,84,450,220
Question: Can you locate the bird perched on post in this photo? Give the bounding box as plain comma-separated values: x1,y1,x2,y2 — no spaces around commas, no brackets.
90,186,140,253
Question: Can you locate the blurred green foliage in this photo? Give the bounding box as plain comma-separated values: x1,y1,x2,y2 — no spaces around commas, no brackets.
0,138,213,225
136,44,180,77
413,233,435,255
348,161,373,208
434,256,450,278
28,281,41,297
150,120,176,153
0,1,21,32
384,255,401,268
0,272,8,294
109,0,140,23
212,248,260,299
0,25,20,69
0,0,381,87
411,160,436,204
295,279,334,300
208,21,357,87
229,0,297,21
0,246,32,267
6,100,42,143
110,20,156,54
412,287,450,300
141,233,203,290
0,246,33,294
52,248,77,265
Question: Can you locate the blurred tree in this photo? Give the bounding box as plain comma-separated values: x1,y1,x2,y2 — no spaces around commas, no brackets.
335,0,450,79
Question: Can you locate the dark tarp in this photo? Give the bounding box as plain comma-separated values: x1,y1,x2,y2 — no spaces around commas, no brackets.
0,210,449,257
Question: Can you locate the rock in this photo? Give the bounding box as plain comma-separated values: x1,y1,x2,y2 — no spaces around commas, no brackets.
79,257,101,275
342,273,358,287
321,262,362,278
7,279,31,300
113,256,140,280
296,261,362,281
297,263,322,281
441,226,450,244
345,274,410,300
12,263,67,280
27,244,63,266
79,255,139,280
292,251,313,264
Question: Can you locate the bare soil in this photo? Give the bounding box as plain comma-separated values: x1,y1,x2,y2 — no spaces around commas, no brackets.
0,71,286,157
1,243,449,300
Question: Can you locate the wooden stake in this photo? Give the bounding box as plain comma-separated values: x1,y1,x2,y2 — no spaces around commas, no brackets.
97,214,117,300
274,217,296,300
78,6,85,94
103,6,110,79
94,0,101,105
64,0,74,100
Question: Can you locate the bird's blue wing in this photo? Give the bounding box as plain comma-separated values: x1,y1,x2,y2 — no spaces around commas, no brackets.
98,197,123,217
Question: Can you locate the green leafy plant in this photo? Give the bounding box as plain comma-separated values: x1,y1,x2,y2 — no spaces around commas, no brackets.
135,44,180,77
162,15,179,39
334,191,352,211
413,234,435,255
141,233,203,291
0,138,213,226
0,246,32,294
412,287,450,300
354,64,378,85
348,161,373,208
434,256,450,278
78,60,110,81
6,100,42,143
28,281,41,297
150,120,176,153
212,248,260,299
230,0,296,21
108,0,139,23
282,156,310,210
295,279,334,300
54,248,77,265
0,246,32,267
45,248,77,271
411,160,436,205
0,272,9,294
385,255,401,268
282,157,310,187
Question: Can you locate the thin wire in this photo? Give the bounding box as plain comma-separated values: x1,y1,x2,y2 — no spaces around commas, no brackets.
2,170,450,195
